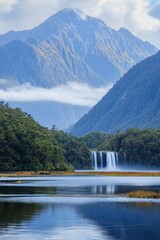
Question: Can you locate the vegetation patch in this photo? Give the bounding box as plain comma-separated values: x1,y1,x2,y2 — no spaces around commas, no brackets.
125,190,160,199
110,128,160,168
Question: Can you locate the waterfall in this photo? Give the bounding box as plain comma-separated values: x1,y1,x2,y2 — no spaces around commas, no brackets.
100,151,103,169
91,151,118,171
92,151,98,171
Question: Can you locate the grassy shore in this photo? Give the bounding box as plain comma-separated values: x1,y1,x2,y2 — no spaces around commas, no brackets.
0,171,160,177
125,190,160,199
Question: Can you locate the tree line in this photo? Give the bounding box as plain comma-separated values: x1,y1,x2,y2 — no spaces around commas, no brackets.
80,129,160,168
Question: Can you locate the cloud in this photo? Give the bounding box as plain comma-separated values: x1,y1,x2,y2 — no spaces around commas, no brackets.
0,0,17,14
0,78,10,85
0,82,112,107
101,0,160,32
0,0,160,48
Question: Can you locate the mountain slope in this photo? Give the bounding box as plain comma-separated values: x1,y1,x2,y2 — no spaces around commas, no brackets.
10,102,90,130
69,51,160,136
0,8,158,130
0,38,104,88
0,8,158,87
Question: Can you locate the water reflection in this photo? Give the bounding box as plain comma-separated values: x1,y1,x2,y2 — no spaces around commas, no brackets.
0,201,160,240
92,185,116,194
0,176,160,240
78,202,160,240
0,202,43,227
0,184,159,197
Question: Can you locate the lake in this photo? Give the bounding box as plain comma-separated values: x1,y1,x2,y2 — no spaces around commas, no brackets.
0,176,160,240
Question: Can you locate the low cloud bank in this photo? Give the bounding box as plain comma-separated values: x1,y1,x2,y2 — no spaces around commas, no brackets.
0,82,112,107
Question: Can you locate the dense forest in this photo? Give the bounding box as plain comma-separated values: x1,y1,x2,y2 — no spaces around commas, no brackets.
83,129,160,168
52,129,92,170
0,103,91,171
110,128,160,168
80,132,113,151
1,103,160,171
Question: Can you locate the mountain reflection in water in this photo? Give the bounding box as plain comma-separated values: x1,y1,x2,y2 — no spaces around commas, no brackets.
0,176,159,240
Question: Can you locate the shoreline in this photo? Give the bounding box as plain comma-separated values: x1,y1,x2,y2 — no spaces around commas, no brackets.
0,171,160,177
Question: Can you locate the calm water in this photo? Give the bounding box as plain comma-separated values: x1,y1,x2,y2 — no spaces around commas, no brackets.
0,176,160,240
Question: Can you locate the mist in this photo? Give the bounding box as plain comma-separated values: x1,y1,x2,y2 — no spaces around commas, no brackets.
0,82,112,107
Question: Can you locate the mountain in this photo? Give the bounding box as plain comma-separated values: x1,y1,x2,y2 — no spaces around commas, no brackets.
0,38,104,88
0,8,158,87
69,51,160,136
0,8,158,129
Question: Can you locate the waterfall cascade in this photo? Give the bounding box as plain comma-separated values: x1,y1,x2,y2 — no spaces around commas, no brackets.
91,151,118,171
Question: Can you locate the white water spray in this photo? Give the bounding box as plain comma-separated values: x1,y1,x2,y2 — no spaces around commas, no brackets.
91,151,119,171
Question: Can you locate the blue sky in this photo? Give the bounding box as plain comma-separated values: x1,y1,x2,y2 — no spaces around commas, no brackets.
0,0,160,48
151,0,158,4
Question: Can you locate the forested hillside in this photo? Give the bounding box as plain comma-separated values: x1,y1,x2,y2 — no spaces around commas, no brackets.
110,129,160,168
0,103,91,171
80,132,113,150
80,129,160,168
52,130,91,170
